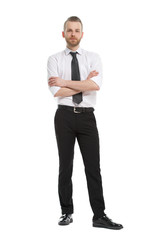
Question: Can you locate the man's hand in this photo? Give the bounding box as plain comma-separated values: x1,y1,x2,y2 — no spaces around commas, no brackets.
87,70,99,79
48,77,66,87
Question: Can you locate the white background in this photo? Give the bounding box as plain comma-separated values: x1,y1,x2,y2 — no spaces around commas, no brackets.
0,0,160,239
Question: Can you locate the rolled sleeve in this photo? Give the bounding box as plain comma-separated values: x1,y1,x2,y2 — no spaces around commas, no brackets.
47,56,60,96
90,54,103,88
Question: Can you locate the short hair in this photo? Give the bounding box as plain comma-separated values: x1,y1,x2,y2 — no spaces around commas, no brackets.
63,16,83,31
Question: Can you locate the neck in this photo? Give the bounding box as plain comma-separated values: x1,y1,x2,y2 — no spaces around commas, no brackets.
67,44,80,51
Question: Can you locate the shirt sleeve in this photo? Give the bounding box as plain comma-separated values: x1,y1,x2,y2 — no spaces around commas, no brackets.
47,55,60,96
90,53,103,88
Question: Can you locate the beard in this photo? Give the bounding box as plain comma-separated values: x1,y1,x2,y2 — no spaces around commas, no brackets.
65,37,82,48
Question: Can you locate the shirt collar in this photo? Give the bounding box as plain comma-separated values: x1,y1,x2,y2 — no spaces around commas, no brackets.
65,47,82,56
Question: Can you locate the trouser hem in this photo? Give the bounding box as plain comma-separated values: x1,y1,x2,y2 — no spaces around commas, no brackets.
62,208,74,215
93,211,105,220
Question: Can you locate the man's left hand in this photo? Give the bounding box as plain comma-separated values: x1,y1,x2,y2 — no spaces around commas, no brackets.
48,77,66,87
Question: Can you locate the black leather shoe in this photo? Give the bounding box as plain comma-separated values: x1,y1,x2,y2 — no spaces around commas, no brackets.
58,214,73,226
93,214,123,230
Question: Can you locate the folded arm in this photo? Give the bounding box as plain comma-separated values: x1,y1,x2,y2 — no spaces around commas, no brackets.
48,71,99,97
54,88,81,97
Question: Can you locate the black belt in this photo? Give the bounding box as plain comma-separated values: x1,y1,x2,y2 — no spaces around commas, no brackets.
58,105,94,113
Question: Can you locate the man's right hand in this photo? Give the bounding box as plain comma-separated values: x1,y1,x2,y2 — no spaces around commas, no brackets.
87,70,99,79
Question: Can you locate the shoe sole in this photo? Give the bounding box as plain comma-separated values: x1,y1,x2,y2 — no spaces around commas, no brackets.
58,218,73,226
93,223,123,230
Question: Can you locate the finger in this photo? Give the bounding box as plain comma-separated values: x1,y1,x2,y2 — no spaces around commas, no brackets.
49,77,57,80
48,81,55,86
91,71,99,75
48,81,53,85
93,72,98,75
49,83,55,86
48,81,54,85
92,72,98,76
49,78,56,82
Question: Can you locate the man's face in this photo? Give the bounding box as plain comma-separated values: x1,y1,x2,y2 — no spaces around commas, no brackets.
62,21,83,48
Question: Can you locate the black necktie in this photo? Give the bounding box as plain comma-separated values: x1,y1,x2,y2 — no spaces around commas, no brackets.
70,52,82,104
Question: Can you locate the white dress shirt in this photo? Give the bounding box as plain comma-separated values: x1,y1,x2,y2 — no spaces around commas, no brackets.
47,47,103,108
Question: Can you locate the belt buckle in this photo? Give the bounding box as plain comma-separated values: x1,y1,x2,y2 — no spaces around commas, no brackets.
74,107,81,113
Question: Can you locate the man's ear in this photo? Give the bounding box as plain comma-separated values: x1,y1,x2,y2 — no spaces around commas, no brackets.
81,32,84,38
62,31,65,38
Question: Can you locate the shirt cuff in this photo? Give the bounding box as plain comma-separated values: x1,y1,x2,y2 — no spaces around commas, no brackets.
90,76,102,88
49,86,61,96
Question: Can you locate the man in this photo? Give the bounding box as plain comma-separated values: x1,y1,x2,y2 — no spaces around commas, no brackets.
47,16,123,230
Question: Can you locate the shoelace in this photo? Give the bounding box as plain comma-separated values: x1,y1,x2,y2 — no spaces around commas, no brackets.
103,214,121,226
61,214,71,220
102,214,112,221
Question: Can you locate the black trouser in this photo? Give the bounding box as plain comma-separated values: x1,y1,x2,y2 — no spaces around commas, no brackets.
54,106,105,219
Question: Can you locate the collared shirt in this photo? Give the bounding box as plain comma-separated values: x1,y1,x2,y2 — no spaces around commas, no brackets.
47,47,103,108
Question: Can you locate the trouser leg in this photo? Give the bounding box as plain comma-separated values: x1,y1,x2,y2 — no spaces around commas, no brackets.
54,109,76,214
77,112,105,219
